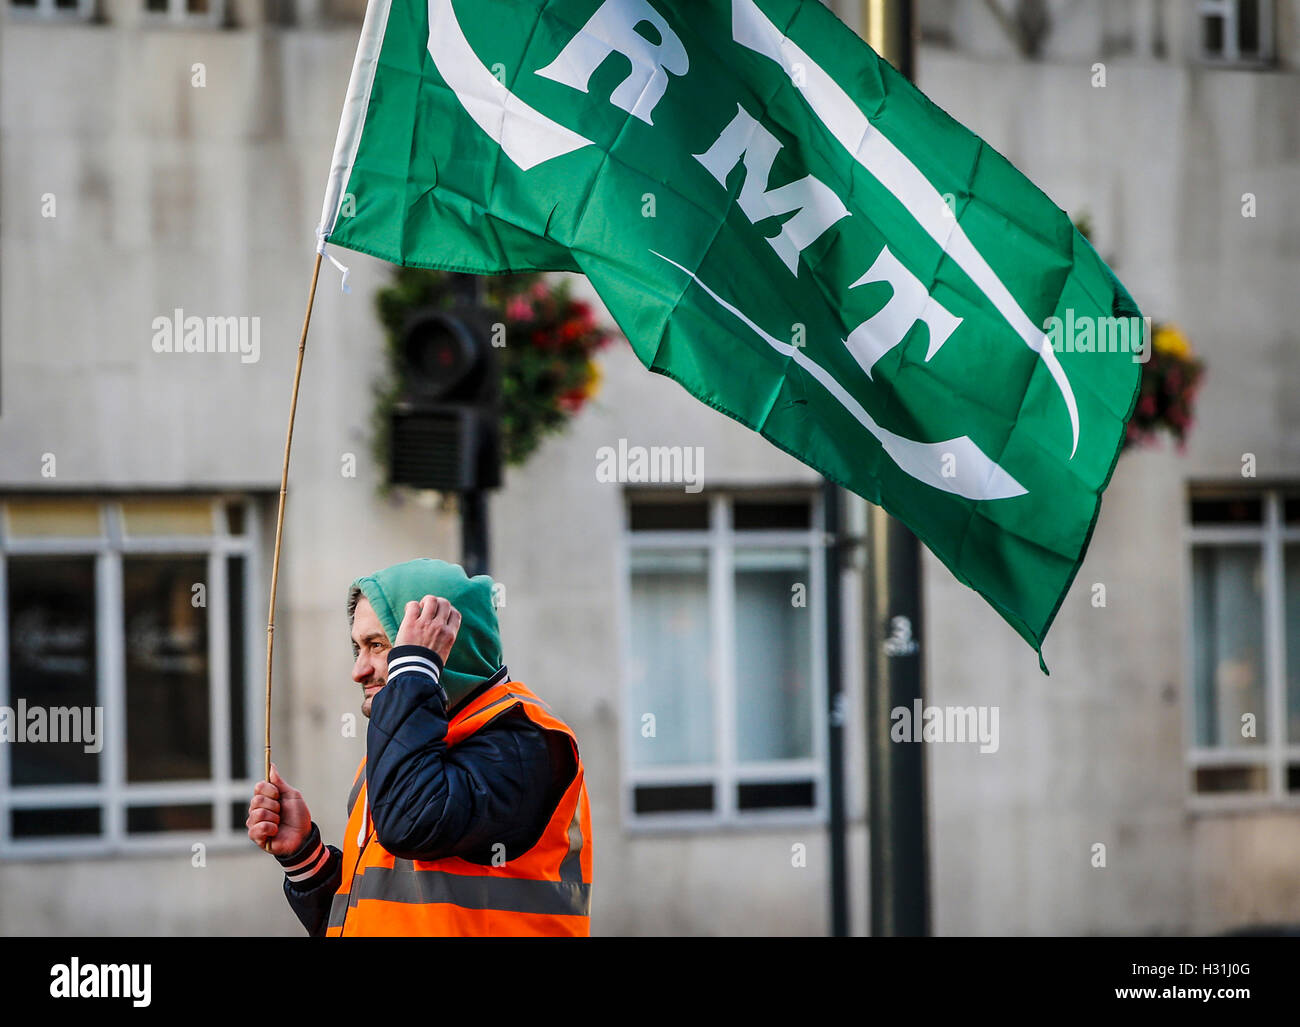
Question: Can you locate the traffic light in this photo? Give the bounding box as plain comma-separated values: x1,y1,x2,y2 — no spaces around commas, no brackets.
389,302,502,492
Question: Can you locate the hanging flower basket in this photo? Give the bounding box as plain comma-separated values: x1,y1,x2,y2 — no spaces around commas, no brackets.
1072,214,1206,454
1122,321,1206,452
372,269,617,487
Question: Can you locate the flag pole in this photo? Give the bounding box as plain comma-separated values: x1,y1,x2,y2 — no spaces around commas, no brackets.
861,0,931,938
262,251,324,852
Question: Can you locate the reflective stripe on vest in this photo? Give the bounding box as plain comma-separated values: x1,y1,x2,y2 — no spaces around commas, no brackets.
326,678,592,937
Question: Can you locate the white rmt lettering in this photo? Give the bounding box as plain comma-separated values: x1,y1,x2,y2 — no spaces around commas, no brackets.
845,245,962,378
693,104,849,275
536,0,689,126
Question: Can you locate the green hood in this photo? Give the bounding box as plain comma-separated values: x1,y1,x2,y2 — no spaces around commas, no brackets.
348,558,502,710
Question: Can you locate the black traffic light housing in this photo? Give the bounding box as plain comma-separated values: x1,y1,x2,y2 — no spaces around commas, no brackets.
389,300,502,492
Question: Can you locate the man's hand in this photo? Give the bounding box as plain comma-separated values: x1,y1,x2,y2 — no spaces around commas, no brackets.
394,594,461,665
247,763,312,856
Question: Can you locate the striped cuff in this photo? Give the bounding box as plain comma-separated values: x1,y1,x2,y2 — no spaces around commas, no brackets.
387,645,445,692
275,822,334,885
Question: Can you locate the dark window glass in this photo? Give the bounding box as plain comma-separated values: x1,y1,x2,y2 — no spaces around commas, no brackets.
127,804,212,834
733,499,811,530
54,0,79,8
1194,765,1267,793
1202,13,1225,54
1189,495,1262,525
1238,0,1260,54
228,556,247,778
633,784,713,814
10,0,39,8
231,800,251,831
1288,765,1300,792
628,500,708,531
737,780,815,810
1285,495,1300,524
224,501,246,537
124,556,210,781
12,807,100,838
145,0,168,11
6,556,100,786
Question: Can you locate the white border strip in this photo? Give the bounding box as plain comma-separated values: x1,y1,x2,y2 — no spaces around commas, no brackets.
317,0,395,248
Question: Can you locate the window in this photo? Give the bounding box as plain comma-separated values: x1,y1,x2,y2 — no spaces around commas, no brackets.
1186,487,1300,806
621,491,825,827
143,0,224,26
7,0,94,19
0,495,262,856
1196,0,1274,64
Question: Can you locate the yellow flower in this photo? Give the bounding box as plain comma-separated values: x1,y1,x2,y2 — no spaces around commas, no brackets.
1152,323,1193,360
582,359,603,400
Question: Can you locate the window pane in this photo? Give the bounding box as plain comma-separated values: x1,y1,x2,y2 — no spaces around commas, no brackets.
145,0,168,11
127,804,212,834
12,807,100,838
1191,546,1266,747
1202,14,1225,55
124,556,210,781
633,784,713,814
627,549,712,765
6,556,100,786
628,499,708,531
121,497,213,537
228,556,248,778
1189,494,1261,525
1287,544,1300,745
1237,0,1260,55
187,0,210,13
734,548,813,761
733,499,811,530
223,501,246,536
737,780,814,810
4,498,101,538
1194,765,1267,793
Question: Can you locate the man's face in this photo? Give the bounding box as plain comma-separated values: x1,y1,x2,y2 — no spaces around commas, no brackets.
351,596,391,718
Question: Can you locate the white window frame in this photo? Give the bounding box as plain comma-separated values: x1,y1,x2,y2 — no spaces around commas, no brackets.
1195,0,1275,64
1184,487,1299,812
619,489,828,831
142,0,224,28
6,0,95,19
0,494,264,858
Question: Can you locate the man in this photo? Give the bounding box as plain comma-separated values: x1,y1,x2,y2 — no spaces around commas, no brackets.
247,558,593,936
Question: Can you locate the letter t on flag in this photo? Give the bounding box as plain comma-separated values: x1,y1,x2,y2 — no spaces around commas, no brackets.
315,0,1143,669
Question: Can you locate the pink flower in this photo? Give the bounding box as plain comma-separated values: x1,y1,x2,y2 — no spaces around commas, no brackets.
1137,395,1157,417
531,281,549,301
506,298,534,321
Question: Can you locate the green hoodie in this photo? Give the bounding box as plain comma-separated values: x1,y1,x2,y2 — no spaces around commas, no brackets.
348,558,502,710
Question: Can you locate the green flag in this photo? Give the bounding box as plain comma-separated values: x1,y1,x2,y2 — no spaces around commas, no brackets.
318,0,1143,670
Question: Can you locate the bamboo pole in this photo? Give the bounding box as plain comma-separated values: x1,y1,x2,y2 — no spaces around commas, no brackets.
262,251,324,853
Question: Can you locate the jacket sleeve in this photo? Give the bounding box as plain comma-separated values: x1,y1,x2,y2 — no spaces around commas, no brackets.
365,644,577,864
276,821,343,938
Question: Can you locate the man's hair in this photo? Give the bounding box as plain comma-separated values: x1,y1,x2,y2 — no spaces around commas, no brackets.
346,584,363,627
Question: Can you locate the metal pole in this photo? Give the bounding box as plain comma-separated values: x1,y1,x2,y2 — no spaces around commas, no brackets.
861,0,930,938
822,481,849,936
460,489,489,578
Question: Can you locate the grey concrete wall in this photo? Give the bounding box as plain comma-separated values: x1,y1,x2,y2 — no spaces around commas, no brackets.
913,14,1300,933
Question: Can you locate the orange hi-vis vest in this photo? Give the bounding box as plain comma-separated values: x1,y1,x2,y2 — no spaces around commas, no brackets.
325,678,593,937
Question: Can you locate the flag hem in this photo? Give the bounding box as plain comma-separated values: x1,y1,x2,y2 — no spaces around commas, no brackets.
318,0,394,247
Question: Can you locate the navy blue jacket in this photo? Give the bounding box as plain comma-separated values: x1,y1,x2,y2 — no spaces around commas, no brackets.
277,645,577,936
